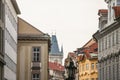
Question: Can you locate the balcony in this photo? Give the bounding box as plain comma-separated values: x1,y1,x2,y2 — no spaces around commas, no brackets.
31,62,41,70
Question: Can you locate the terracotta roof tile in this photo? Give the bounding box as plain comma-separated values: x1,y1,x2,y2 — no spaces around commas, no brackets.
78,39,98,60
98,9,108,15
49,62,64,71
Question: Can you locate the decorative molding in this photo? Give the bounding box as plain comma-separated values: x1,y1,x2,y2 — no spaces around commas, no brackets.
18,34,50,41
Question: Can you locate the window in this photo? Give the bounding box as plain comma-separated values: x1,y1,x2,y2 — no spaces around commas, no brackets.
117,62,119,80
91,63,94,69
116,30,118,44
0,0,2,20
0,27,3,54
109,66,111,79
102,38,104,50
0,0,4,22
108,35,111,48
91,78,94,80
86,78,88,80
102,68,104,80
109,5,111,21
82,64,84,71
99,69,101,80
32,47,40,62
112,32,115,46
98,40,101,52
32,73,39,80
0,63,3,80
96,63,98,69
105,37,107,49
113,65,115,79
86,64,89,70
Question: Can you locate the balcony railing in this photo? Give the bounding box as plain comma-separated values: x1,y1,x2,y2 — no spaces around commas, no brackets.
31,62,41,70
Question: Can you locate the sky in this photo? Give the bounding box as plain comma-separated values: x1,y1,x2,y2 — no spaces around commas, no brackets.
16,0,107,60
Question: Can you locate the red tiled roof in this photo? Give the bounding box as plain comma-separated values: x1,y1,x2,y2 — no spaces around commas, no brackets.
98,9,108,15
49,62,64,71
78,39,98,61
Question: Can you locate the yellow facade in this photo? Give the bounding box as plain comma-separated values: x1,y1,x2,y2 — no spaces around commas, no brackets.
17,18,50,80
79,57,98,80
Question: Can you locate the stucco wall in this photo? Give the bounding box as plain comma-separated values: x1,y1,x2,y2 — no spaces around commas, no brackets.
18,41,49,80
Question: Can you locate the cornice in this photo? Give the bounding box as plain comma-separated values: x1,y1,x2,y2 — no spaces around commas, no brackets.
94,21,120,40
11,0,21,14
99,50,120,63
18,34,50,41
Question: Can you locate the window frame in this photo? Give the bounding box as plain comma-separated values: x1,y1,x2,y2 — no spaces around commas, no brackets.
32,47,41,62
86,63,89,70
91,63,94,70
32,73,40,80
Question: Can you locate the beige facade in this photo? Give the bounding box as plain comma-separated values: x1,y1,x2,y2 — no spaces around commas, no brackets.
76,39,98,80
17,18,50,80
79,57,98,80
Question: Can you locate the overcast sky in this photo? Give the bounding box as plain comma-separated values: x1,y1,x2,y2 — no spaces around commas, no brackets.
16,0,107,59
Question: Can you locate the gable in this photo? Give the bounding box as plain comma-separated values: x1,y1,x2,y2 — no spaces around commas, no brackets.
18,17,44,35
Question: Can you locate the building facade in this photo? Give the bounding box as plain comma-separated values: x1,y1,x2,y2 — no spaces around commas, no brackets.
0,0,5,80
49,35,64,80
17,18,50,80
49,62,64,80
49,35,63,64
93,0,120,80
77,39,98,80
1,0,20,80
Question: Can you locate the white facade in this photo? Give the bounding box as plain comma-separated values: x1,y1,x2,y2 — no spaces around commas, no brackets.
105,0,120,25
94,0,120,80
98,28,120,60
4,0,20,80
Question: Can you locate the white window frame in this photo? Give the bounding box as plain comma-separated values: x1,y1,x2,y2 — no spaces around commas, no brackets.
32,73,40,80
32,47,40,62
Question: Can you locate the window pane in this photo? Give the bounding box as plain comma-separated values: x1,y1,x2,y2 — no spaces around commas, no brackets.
37,74,39,78
37,48,39,51
91,63,94,69
34,48,36,52
32,74,40,80
0,0,1,19
0,27,3,53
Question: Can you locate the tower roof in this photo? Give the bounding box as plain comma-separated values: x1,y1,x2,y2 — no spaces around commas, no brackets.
50,35,60,54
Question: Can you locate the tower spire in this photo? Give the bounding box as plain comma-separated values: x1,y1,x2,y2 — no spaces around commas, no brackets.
50,34,60,54
61,45,63,53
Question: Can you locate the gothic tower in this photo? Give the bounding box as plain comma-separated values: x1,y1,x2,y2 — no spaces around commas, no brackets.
49,35,63,64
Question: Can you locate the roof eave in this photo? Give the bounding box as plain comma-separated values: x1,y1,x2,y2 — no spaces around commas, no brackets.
11,0,21,14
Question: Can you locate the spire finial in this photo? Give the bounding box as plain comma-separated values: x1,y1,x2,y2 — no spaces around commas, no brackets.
51,30,56,35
